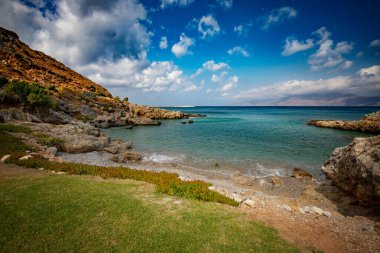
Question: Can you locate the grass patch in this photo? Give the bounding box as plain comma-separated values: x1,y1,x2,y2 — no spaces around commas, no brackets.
0,173,298,252
0,131,31,157
0,123,32,133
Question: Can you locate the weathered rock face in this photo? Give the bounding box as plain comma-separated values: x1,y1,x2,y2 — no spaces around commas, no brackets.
322,136,380,209
308,111,380,133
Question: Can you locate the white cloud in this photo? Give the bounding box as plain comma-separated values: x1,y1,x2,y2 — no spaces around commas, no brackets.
160,0,195,9
82,58,196,92
194,60,230,76
233,23,252,36
282,38,314,56
0,0,150,67
198,15,220,39
369,39,380,47
206,88,212,94
261,7,297,30
228,46,250,57
211,71,228,82
308,27,353,71
219,76,238,92
171,33,195,58
217,0,233,10
359,65,380,77
159,36,168,49
234,66,380,101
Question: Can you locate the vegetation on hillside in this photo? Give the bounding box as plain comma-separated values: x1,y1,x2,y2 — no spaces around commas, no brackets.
2,79,56,109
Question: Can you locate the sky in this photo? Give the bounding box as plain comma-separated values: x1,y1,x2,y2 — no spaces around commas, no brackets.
0,0,380,106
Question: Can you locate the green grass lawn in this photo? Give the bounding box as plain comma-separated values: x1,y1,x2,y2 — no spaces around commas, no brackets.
0,169,298,253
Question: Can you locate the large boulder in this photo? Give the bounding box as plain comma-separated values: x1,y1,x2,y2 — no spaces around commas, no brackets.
322,136,380,209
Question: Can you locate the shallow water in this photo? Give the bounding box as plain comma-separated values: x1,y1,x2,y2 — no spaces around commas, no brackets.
104,107,379,177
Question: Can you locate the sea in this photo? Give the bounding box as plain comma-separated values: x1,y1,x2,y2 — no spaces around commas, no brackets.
104,107,379,178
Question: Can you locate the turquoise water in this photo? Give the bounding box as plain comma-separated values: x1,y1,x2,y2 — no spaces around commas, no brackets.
104,107,379,177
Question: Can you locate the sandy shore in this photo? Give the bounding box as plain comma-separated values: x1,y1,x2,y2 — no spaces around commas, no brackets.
59,150,380,253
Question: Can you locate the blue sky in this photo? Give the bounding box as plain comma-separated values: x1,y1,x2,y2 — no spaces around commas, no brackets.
1,0,380,105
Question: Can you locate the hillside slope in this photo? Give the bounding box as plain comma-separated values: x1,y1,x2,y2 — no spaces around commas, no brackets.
0,27,195,127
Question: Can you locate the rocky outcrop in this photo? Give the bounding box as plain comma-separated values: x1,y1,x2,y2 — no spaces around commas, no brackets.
322,135,380,209
308,111,380,133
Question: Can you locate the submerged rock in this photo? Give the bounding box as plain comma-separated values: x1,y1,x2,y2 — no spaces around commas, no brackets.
291,168,313,179
322,135,380,209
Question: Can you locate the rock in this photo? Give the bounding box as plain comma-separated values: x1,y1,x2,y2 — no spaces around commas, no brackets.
56,172,66,175
303,206,314,213
124,125,133,129
307,111,380,133
117,151,142,162
104,140,132,154
38,168,44,171
19,155,32,160
312,206,324,215
62,136,110,153
229,193,244,203
46,147,58,156
322,135,380,209
188,120,194,124
181,121,187,124
128,117,161,126
283,205,292,212
244,199,255,208
299,207,306,214
271,176,282,186
291,168,313,179
51,171,56,174
208,186,216,191
103,145,119,154
323,211,332,217
259,179,271,187
1,154,11,162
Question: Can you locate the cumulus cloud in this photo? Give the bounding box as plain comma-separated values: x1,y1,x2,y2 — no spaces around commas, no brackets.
211,71,228,82
233,23,252,37
217,0,233,10
171,33,195,58
308,27,353,71
159,36,168,49
282,38,314,56
234,65,380,100
228,46,250,57
81,58,197,92
0,0,200,95
198,15,221,39
261,7,297,30
219,76,238,92
160,0,195,9
369,39,380,47
0,0,150,67
194,60,230,76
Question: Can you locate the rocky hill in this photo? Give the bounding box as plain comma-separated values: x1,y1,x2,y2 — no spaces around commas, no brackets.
0,27,198,127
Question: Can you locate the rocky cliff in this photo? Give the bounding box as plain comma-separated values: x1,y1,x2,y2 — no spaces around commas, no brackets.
322,135,380,209
308,111,380,133
0,27,196,127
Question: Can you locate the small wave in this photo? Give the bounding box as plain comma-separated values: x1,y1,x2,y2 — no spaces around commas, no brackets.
143,153,179,163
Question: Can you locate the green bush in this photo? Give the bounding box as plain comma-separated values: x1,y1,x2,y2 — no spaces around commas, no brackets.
48,84,57,92
114,96,121,103
4,81,56,108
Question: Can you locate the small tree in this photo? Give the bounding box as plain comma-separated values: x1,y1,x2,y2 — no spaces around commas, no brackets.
114,96,121,103
123,96,129,102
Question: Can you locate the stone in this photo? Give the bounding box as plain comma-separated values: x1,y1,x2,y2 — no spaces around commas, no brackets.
38,168,44,171
124,125,133,129
117,151,142,162
299,207,306,214
303,206,313,213
188,120,194,124
46,147,58,156
323,211,332,217
312,206,324,215
229,193,244,203
1,154,11,162
271,176,282,186
56,172,66,175
291,168,313,179
322,135,380,209
282,205,292,212
19,155,32,160
244,199,255,208
374,222,380,234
